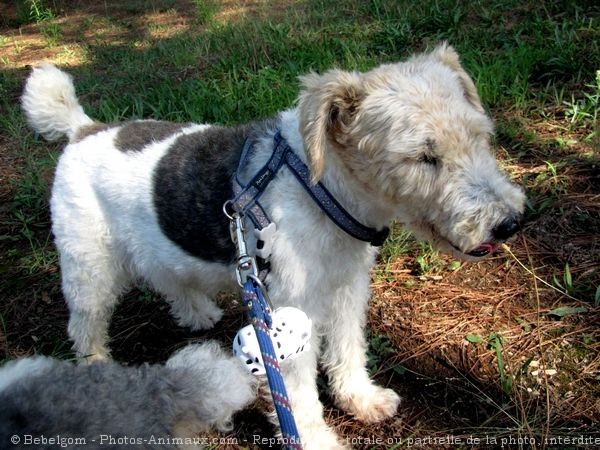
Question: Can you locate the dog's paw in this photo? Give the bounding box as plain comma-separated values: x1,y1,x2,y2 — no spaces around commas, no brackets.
74,344,111,363
171,298,223,331
81,353,110,364
297,425,350,450
336,385,400,424
182,306,223,331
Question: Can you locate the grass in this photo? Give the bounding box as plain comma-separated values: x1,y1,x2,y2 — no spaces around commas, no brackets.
0,0,599,448
27,0,62,46
563,69,600,139
3,148,58,274
193,0,216,24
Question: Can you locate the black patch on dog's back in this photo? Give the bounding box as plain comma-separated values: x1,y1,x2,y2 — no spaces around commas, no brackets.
115,120,187,152
153,120,275,263
74,122,117,142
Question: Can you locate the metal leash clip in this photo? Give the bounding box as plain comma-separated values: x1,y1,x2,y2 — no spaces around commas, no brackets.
224,201,259,288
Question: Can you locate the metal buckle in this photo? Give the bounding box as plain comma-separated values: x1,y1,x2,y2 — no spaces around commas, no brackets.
225,201,259,287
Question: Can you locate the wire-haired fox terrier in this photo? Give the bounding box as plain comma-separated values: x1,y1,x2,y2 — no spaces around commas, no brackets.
22,43,525,448
0,342,257,449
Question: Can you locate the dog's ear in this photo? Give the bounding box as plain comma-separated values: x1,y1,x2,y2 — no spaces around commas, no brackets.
431,42,484,113
298,70,364,183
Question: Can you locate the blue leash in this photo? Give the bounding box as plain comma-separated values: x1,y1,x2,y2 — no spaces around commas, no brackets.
226,210,303,449
241,277,303,449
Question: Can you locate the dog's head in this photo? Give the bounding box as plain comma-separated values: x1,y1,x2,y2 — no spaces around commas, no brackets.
298,43,525,260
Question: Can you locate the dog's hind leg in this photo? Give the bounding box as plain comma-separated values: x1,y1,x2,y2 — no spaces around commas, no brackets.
60,249,129,361
321,276,401,423
51,145,133,361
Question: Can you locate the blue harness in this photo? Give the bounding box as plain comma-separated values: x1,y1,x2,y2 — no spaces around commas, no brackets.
231,131,390,250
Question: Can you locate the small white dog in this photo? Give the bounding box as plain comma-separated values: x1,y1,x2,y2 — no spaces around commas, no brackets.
22,43,525,448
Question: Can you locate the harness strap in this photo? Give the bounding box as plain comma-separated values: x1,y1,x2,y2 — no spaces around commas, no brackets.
232,134,289,229
283,149,390,246
232,131,389,246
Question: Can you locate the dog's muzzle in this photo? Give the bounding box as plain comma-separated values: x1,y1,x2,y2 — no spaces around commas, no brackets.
463,213,523,257
492,215,523,241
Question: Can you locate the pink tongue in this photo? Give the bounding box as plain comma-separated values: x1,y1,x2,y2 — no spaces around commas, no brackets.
477,243,497,252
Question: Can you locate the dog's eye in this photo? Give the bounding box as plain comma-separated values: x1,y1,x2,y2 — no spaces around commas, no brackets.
419,154,438,166
420,138,438,166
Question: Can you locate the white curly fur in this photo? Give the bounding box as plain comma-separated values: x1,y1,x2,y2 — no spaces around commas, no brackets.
21,63,93,141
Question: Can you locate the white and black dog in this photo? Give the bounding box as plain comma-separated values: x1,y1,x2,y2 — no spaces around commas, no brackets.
22,44,525,448
0,342,256,449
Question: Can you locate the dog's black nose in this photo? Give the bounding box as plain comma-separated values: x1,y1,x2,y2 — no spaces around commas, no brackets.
492,215,522,241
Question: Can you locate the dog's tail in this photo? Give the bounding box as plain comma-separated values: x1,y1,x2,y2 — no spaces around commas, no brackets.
166,341,258,431
21,63,94,142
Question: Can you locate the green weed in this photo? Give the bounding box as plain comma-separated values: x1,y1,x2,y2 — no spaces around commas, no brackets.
48,338,75,360
28,0,61,47
11,37,24,55
28,1,52,25
137,288,159,304
193,0,216,24
414,242,458,275
552,263,574,295
376,227,413,278
541,160,568,195
524,159,571,218
468,330,529,393
367,333,405,377
466,333,484,344
563,70,600,140
547,305,588,318
488,332,513,395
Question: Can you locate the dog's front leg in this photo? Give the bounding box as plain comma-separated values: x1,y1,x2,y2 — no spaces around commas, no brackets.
280,340,349,450
321,275,401,423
